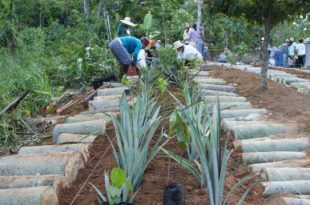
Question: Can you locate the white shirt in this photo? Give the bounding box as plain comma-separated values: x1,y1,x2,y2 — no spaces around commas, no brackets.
183,30,189,41
296,43,306,56
177,45,203,61
137,49,147,68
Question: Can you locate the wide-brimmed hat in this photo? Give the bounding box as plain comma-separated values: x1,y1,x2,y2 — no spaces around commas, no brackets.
290,37,295,41
120,17,136,27
173,41,184,49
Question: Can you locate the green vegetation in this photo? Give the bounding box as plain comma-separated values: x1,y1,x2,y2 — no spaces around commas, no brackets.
210,0,310,89
107,86,166,202
90,167,134,205
164,82,254,204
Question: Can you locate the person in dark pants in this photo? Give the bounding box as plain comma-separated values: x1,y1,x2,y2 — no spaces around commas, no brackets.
109,36,149,77
296,39,306,68
116,17,136,37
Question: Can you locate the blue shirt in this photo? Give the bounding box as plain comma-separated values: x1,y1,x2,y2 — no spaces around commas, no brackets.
119,36,142,64
117,24,129,37
288,42,297,56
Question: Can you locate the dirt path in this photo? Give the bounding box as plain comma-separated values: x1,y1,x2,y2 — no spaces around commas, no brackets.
209,67,310,134
270,66,310,81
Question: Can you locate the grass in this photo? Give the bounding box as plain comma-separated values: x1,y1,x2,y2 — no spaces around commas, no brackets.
0,49,53,113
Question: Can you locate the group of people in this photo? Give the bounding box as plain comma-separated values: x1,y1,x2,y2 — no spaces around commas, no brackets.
182,22,209,60
172,22,211,65
109,17,207,77
110,17,159,77
269,37,307,68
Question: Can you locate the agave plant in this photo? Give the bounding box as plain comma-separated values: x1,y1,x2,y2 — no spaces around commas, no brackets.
107,90,167,202
157,47,189,86
164,85,254,205
139,66,161,89
168,81,208,160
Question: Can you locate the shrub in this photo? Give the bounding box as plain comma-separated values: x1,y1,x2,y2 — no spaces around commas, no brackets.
17,27,45,51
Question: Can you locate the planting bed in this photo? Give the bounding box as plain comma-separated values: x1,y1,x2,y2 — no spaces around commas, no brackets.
57,85,264,205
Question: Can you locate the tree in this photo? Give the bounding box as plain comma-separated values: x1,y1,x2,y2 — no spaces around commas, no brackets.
97,0,105,17
197,0,203,53
211,0,310,90
84,0,90,19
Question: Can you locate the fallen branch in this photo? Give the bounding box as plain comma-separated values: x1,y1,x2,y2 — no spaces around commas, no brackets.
81,90,97,106
56,99,80,115
0,90,29,118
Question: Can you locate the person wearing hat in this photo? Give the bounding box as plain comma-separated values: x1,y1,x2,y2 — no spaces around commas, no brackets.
109,36,150,77
174,40,203,65
288,37,298,67
117,17,136,37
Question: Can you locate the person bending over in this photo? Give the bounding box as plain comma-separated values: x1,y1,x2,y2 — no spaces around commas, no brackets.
117,17,136,37
109,36,149,77
174,40,203,66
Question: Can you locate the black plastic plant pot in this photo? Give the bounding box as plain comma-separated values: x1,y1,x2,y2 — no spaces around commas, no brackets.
163,183,184,205
100,202,135,205
124,89,131,96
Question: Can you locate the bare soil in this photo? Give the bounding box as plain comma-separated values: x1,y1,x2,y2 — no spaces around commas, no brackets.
208,66,310,134
271,67,310,81
58,126,265,205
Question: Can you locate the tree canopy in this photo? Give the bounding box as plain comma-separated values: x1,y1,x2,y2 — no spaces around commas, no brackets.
210,0,310,89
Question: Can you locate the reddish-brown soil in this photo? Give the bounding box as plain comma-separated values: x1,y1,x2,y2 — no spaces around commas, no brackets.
271,67,310,81
208,66,310,134
58,125,265,205
57,84,266,205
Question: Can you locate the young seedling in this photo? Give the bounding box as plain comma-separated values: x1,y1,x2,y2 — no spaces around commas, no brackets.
90,167,134,205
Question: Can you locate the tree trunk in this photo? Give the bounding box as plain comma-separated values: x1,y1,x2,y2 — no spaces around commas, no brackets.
97,0,104,17
39,1,42,28
261,18,272,90
84,0,90,19
197,0,203,53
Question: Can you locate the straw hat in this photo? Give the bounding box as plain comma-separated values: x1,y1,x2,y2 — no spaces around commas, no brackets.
120,17,136,27
173,41,184,49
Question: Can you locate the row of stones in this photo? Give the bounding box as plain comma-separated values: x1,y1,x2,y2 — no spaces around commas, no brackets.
208,62,310,95
0,82,129,205
190,69,310,205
